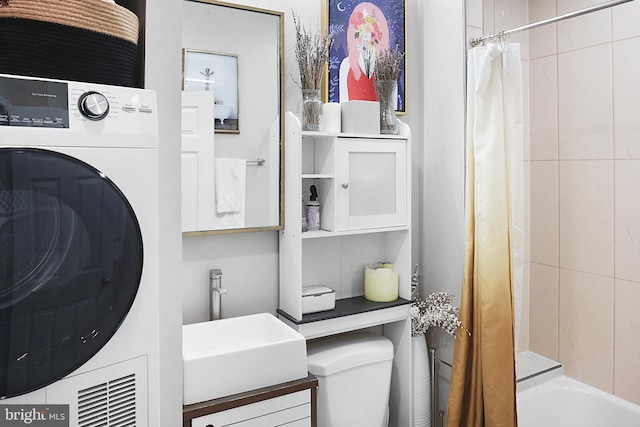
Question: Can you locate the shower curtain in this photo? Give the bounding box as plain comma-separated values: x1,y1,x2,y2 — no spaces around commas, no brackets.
446,42,524,427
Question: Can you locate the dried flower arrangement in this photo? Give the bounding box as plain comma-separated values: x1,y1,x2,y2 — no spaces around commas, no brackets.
373,47,404,82
410,266,469,337
293,12,332,90
373,47,405,134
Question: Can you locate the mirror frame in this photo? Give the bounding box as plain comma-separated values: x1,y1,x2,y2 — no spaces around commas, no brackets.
182,0,285,236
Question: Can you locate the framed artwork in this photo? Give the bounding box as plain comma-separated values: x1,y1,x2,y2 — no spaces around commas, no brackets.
324,0,406,113
182,49,240,133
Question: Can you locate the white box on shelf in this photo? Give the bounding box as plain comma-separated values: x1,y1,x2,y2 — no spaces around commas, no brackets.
302,285,336,314
340,101,380,135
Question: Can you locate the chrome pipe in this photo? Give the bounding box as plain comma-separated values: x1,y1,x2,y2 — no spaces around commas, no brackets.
430,348,437,427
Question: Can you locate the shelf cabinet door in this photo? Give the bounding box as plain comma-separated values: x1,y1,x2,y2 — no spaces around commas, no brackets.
335,138,407,231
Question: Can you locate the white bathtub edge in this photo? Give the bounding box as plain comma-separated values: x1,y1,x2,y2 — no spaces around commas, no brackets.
516,364,564,392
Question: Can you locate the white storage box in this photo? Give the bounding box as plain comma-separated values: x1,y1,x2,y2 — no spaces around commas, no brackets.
340,101,380,135
302,285,336,314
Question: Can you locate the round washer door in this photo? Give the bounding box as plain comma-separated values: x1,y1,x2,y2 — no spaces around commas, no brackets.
0,148,143,398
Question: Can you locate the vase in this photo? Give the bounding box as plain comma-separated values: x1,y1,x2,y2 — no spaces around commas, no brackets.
412,334,431,427
375,80,399,135
302,88,323,131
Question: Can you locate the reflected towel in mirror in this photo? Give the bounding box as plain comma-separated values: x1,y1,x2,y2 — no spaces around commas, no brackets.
214,158,246,213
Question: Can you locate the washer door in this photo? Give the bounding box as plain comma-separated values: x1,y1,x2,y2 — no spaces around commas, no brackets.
0,148,143,398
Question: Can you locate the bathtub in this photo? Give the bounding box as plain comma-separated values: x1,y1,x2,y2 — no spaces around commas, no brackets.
517,369,640,426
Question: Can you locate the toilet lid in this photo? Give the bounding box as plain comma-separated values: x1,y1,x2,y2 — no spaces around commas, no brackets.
307,332,394,376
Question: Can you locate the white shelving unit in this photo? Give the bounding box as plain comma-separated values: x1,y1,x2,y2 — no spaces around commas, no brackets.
278,111,413,426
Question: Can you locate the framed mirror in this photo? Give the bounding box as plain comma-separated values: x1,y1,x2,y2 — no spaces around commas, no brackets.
181,0,284,235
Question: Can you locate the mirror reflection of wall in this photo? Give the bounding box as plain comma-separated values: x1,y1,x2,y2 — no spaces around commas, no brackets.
181,0,283,234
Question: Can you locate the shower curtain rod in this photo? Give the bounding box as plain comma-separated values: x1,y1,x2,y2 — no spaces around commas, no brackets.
469,0,635,47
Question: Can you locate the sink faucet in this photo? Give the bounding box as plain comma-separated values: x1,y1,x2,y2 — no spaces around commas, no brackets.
209,269,228,320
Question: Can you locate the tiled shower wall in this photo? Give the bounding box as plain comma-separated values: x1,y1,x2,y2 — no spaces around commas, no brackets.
528,0,640,404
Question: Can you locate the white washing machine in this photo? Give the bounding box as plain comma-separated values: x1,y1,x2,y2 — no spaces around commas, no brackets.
0,74,160,426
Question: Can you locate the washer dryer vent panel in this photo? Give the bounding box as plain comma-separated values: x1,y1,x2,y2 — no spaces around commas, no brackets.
46,356,148,427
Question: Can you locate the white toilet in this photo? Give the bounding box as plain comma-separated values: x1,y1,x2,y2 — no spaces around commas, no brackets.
307,332,394,427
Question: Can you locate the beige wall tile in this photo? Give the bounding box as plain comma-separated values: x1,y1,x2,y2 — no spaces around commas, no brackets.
559,268,614,392
559,160,614,276
524,160,531,263
612,1,640,40
530,56,559,160
523,61,531,162
557,0,603,12
530,25,558,60
558,45,613,160
557,0,611,51
530,263,559,359
529,0,557,59
557,10,611,52
483,0,495,33
530,161,559,266
614,279,640,404
613,38,640,159
615,160,640,282
518,262,531,353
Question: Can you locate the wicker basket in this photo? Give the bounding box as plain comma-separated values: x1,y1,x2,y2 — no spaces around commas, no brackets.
0,0,139,87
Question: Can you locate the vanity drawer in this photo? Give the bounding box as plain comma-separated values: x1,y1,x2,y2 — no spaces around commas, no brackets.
191,390,310,427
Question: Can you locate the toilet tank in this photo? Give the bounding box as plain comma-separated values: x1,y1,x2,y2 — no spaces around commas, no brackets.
307,333,394,427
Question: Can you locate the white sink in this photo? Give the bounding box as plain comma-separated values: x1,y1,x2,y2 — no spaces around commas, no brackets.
182,313,308,405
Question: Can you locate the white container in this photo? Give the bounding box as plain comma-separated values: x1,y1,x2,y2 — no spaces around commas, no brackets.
340,100,380,135
302,285,336,314
322,102,341,133
307,332,394,427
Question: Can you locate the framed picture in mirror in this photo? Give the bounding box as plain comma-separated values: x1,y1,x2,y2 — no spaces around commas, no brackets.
182,48,240,133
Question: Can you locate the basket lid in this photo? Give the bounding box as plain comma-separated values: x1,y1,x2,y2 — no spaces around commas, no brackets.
0,0,139,44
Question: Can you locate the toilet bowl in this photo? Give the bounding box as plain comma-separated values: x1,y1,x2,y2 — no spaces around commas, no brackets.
307,332,394,427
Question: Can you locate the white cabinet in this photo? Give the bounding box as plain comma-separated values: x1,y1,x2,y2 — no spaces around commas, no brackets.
278,112,412,427
334,138,407,231
300,134,408,233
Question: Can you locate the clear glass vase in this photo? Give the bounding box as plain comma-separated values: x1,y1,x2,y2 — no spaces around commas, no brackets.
302,88,323,131
375,80,399,135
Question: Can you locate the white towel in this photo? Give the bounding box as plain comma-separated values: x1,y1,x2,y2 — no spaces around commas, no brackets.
214,158,246,214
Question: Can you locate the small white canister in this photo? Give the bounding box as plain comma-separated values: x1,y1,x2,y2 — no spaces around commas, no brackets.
302,285,336,314
364,263,399,302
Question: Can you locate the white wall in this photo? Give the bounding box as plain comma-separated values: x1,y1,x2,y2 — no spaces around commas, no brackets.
145,0,184,425
419,1,466,422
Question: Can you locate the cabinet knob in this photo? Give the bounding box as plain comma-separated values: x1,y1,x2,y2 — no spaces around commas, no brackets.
341,182,349,189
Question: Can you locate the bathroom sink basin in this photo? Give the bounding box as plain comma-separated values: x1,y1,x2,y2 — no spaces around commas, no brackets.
182,313,308,405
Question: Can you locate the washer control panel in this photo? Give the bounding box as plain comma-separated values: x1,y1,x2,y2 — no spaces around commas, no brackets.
0,75,157,134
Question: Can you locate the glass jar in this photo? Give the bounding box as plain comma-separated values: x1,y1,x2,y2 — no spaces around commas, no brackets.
375,80,399,135
302,88,323,131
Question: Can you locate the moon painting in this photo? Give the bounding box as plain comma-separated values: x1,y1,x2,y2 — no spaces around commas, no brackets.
325,0,406,113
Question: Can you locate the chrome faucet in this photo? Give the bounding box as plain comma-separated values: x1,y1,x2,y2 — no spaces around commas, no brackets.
209,269,228,320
